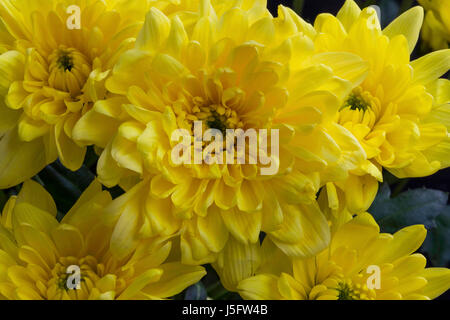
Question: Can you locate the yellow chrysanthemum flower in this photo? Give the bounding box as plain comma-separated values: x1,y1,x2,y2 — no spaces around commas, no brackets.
312,0,450,214
73,1,369,265
216,213,450,300
0,0,206,189
0,180,205,300
419,0,450,50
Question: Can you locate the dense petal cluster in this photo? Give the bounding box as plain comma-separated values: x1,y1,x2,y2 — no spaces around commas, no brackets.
419,0,450,50
0,0,448,301
0,180,205,300
0,0,205,188
217,213,450,300
73,1,370,265
311,1,450,215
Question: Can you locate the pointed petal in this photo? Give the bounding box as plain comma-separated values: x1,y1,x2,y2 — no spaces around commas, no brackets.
383,6,424,53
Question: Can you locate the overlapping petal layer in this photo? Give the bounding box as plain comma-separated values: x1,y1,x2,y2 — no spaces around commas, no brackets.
312,0,450,214
0,180,205,300
0,0,207,188
419,0,450,50
74,1,370,264
217,212,450,300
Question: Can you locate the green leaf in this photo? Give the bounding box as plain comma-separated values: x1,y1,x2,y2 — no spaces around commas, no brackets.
184,282,207,300
37,161,95,216
423,209,450,266
369,184,448,233
369,184,450,266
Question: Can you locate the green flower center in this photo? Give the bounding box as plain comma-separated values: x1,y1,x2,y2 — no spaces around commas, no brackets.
206,110,230,134
337,282,359,300
193,102,243,134
342,93,370,112
57,50,74,72
57,272,86,291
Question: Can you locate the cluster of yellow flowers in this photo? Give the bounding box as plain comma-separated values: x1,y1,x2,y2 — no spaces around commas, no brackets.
0,0,449,300
419,0,450,50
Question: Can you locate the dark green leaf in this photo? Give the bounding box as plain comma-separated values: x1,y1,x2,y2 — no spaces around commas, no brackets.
370,184,450,266
185,282,207,300
423,208,450,266
369,184,448,233
37,161,95,215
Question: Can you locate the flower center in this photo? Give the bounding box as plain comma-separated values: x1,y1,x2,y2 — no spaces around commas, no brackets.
57,51,74,72
192,101,244,134
50,256,102,298
335,276,376,300
337,282,358,300
343,93,370,112
338,87,381,130
48,46,91,97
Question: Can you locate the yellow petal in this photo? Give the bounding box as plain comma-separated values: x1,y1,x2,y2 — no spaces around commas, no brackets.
236,180,263,212
12,203,58,235
63,180,105,223
238,274,284,300
16,180,56,216
411,49,450,85
145,194,181,236
383,6,424,53
221,208,262,244
50,224,84,257
118,268,163,300
110,123,144,175
14,224,57,266
55,121,86,171
142,262,206,298
72,108,121,148
336,0,361,31
310,52,368,87
378,225,427,264
213,237,261,292
0,51,24,97
180,221,217,265
0,195,16,228
136,8,171,52
197,206,229,253
0,98,20,134
110,197,142,259
277,273,307,299
420,268,450,299
0,129,53,189
97,141,129,188
269,203,330,258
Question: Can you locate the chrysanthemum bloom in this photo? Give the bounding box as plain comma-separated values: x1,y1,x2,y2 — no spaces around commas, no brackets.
73,1,369,264
312,0,450,214
218,213,450,300
0,0,206,189
418,0,450,50
0,180,205,300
